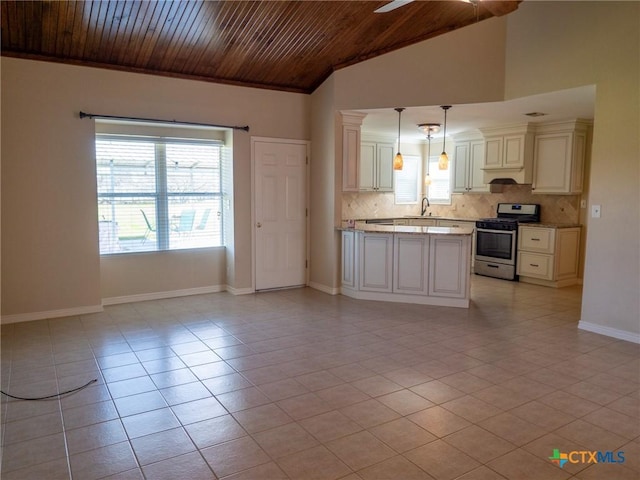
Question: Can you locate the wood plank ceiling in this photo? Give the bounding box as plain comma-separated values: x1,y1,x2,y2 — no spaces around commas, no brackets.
1,1,520,94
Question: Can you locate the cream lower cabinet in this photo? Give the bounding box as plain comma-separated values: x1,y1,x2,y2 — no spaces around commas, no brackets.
517,226,581,287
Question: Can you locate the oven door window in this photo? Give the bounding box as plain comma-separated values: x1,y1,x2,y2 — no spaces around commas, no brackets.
476,230,514,260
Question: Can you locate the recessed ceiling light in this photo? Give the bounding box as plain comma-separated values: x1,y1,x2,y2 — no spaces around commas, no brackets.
524,112,548,117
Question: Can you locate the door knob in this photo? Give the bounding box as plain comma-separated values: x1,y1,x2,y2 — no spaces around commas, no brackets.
256,222,262,228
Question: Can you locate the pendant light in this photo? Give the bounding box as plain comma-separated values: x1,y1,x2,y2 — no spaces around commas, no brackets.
425,132,432,186
439,105,451,170
393,107,405,171
417,123,440,186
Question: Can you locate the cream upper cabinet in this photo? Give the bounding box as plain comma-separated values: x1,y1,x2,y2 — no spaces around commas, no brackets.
341,112,367,192
452,135,489,193
479,124,535,184
360,139,394,192
532,120,590,194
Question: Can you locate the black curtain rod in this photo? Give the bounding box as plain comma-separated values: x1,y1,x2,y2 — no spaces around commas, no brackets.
79,111,249,132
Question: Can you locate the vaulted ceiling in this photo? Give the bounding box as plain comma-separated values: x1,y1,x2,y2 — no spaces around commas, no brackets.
1,0,521,94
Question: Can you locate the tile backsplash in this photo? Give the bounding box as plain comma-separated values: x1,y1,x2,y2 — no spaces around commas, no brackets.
342,185,581,224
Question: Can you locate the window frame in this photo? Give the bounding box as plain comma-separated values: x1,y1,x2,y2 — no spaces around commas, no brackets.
96,133,224,255
425,154,452,205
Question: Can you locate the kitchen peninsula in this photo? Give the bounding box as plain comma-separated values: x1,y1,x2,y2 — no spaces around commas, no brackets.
340,222,473,308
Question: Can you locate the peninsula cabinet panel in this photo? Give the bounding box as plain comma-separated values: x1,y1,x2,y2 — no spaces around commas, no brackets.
341,230,357,289
428,236,469,298
393,235,429,295
359,233,393,292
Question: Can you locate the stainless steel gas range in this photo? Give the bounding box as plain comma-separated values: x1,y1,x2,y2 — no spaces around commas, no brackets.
474,203,541,280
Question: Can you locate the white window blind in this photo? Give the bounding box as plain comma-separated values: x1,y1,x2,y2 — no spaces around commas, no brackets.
425,155,452,204
96,135,223,254
394,155,421,204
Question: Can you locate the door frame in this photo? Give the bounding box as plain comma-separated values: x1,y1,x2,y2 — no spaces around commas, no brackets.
250,137,310,292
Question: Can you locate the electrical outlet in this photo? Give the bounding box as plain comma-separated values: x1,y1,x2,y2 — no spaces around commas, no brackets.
591,205,601,218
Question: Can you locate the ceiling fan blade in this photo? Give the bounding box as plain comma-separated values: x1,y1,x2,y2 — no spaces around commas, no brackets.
374,0,415,13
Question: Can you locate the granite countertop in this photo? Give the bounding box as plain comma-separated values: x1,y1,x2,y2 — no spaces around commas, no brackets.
522,223,582,229
338,222,474,236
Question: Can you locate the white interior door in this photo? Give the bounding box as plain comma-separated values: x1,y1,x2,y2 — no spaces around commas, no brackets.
254,139,307,291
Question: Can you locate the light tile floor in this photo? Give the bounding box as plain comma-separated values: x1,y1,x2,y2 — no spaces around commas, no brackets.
1,276,638,479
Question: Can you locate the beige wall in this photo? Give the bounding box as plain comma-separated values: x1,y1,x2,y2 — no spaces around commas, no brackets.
1,58,310,318
309,76,340,292
334,16,508,110
504,1,639,338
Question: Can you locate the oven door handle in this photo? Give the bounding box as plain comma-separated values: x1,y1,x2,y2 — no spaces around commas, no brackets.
476,228,516,235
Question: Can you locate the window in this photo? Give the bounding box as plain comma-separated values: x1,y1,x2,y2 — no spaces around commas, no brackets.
96,134,223,254
425,155,451,204
394,155,421,204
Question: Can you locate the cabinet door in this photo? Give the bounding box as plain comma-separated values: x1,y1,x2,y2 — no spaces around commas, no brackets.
359,233,393,292
452,143,470,193
342,125,361,192
376,143,395,192
503,134,525,168
468,140,489,192
359,142,376,191
532,133,572,193
428,235,469,298
555,228,580,279
483,137,503,169
341,231,357,288
394,235,429,295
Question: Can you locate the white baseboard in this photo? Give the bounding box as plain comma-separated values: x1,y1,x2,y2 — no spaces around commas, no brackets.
309,282,340,295
578,321,640,344
226,286,254,295
1,304,104,325
103,285,226,305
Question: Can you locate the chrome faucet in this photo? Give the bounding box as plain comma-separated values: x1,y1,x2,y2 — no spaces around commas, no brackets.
421,197,430,216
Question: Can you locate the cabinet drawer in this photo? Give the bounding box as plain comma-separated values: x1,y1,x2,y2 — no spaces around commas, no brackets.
519,226,555,253
517,252,553,280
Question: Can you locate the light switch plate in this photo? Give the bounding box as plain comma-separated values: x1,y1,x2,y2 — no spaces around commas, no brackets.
591,205,601,218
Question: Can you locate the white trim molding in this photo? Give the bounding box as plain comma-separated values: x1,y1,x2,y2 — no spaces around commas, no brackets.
578,321,640,344
226,286,254,295
1,305,104,325
103,285,226,306
309,282,340,295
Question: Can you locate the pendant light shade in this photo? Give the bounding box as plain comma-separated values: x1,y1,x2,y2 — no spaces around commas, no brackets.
439,105,451,170
393,107,405,171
